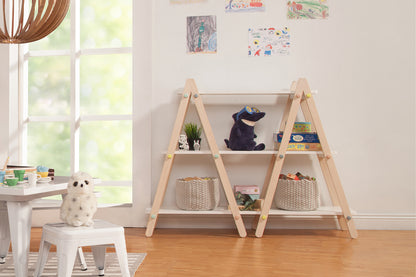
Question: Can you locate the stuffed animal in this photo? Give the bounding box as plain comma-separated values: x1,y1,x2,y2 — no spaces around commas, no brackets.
224,106,265,151
60,171,97,227
178,134,189,150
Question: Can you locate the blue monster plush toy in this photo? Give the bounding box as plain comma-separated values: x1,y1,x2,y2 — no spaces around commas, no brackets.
224,106,265,151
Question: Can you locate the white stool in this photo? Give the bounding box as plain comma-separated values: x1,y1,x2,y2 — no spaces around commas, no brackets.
34,219,130,277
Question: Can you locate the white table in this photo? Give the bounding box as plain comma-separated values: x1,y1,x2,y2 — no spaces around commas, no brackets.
0,176,69,277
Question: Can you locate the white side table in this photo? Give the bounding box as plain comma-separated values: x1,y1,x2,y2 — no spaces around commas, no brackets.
0,177,68,277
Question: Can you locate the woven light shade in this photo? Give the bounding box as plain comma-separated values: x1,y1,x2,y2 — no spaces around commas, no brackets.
0,0,70,44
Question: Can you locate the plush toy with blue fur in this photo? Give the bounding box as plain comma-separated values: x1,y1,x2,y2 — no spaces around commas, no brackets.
224,106,265,151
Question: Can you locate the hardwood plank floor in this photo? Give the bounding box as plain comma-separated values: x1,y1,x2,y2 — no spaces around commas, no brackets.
29,228,415,277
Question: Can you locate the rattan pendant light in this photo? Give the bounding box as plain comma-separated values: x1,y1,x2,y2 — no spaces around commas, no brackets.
0,0,70,44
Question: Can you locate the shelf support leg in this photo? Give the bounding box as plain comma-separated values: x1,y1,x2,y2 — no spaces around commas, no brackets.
301,91,347,230
302,79,357,238
255,81,305,238
252,153,277,229
191,80,247,238
318,155,348,231
145,79,193,237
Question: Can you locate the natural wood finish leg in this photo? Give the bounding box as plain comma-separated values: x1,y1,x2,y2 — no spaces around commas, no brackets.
253,94,294,229
252,154,276,229
147,79,247,238
191,80,247,237
255,81,306,237
145,80,193,237
318,155,348,230
301,92,347,230
302,81,357,238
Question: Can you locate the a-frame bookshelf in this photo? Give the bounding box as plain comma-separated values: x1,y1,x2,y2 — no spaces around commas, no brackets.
254,78,357,238
146,78,358,239
145,79,247,237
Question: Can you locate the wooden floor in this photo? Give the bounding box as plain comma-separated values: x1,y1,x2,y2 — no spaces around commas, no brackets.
29,228,415,277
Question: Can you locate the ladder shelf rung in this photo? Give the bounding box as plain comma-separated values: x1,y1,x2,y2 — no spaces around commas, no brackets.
146,206,347,216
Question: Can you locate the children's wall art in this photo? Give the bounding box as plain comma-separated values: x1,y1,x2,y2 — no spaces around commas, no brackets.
248,27,290,57
225,0,265,13
187,16,217,54
287,0,329,19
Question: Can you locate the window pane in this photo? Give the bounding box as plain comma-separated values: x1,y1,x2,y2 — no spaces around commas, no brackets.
94,186,132,204
80,54,132,115
80,121,132,181
27,122,71,176
80,0,132,49
28,56,70,116
42,186,132,204
29,10,71,51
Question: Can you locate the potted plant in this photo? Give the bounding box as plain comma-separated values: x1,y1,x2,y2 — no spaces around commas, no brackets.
184,122,202,150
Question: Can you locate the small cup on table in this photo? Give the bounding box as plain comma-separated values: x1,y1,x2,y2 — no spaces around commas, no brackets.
4,177,18,186
36,165,49,179
0,170,5,184
14,169,26,182
27,173,38,188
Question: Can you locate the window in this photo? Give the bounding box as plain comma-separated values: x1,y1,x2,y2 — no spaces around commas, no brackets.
20,0,133,205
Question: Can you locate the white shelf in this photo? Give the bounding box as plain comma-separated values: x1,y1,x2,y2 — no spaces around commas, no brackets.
173,150,323,155
177,90,318,96
146,206,344,216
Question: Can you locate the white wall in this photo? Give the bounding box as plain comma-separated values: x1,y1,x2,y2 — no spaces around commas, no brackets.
0,0,414,230
0,45,18,166
0,45,9,162
151,0,415,229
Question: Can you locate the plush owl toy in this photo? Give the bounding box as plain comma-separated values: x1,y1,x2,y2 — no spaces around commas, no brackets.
60,171,97,227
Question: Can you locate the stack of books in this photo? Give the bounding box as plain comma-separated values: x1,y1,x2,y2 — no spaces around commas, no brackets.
273,122,321,151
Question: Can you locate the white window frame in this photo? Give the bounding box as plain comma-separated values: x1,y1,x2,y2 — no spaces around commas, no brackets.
13,0,151,227
19,0,133,202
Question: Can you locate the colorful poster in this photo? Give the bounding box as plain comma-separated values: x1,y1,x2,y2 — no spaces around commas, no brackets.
225,0,265,13
287,0,329,19
248,27,290,57
187,16,217,54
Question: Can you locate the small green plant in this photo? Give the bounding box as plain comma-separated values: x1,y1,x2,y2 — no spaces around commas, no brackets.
184,122,202,140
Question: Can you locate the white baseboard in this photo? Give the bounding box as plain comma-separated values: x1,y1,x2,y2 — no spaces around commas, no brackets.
153,213,416,230
353,213,416,230
30,209,416,230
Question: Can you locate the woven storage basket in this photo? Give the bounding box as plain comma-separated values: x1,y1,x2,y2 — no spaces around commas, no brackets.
176,177,220,210
274,179,320,211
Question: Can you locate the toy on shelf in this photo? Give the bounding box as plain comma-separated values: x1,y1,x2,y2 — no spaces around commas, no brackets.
224,106,265,151
279,172,316,181
234,185,261,211
178,134,189,151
